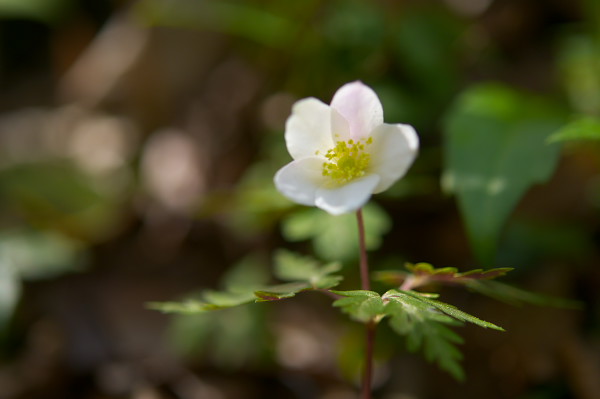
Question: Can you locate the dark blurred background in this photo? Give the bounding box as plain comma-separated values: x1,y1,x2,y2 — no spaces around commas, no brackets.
0,0,599,398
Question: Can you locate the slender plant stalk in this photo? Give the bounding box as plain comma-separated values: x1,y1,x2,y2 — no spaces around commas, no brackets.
356,209,375,399
362,321,376,399
356,209,370,291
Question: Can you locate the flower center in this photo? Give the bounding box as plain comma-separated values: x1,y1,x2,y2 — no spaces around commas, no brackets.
321,137,372,185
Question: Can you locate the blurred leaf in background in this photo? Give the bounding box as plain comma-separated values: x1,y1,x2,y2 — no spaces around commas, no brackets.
443,83,566,266
0,0,71,23
391,7,463,107
558,34,600,117
322,0,385,69
0,160,123,242
135,0,299,49
0,228,85,326
281,203,391,262
548,116,600,143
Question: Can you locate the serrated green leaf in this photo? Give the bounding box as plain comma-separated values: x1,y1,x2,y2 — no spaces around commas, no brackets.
331,290,381,298
273,249,343,289
375,263,512,290
221,255,271,293
148,251,343,314
466,280,581,308
202,290,257,308
147,256,269,314
254,282,310,302
147,300,220,314
457,268,513,280
332,290,385,323
254,291,296,301
407,262,513,284
443,83,565,265
384,291,465,380
408,262,458,275
389,290,504,331
273,249,320,280
149,283,263,313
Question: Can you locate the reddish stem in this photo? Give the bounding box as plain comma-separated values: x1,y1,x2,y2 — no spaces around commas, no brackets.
356,209,370,291
362,321,376,399
356,209,375,399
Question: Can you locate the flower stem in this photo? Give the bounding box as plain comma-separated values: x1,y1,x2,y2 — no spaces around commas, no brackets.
356,209,370,291
356,209,375,399
362,321,376,399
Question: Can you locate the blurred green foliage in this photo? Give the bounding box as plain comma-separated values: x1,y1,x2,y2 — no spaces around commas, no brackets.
136,0,299,48
281,203,391,262
549,116,600,142
0,228,84,325
0,161,122,241
443,84,565,265
0,0,70,23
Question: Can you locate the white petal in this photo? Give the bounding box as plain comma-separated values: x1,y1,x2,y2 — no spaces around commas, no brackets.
330,107,352,142
315,174,380,215
369,123,419,193
274,157,327,206
285,98,334,160
330,81,383,140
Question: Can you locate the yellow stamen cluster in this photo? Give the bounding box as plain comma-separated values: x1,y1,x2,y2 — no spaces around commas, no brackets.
321,137,373,185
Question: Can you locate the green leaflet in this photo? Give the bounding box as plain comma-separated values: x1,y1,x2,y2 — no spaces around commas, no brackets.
146,291,255,314
375,262,513,290
149,250,344,313
385,298,465,380
383,289,502,380
385,290,504,331
332,288,504,380
254,282,311,302
375,262,578,309
332,289,504,330
443,83,565,265
405,262,512,281
256,250,344,301
332,290,385,323
273,249,343,289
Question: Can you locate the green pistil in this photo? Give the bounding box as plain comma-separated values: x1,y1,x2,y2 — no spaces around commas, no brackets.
321,137,373,185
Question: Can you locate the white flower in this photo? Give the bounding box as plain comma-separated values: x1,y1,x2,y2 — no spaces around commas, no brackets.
274,81,419,215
